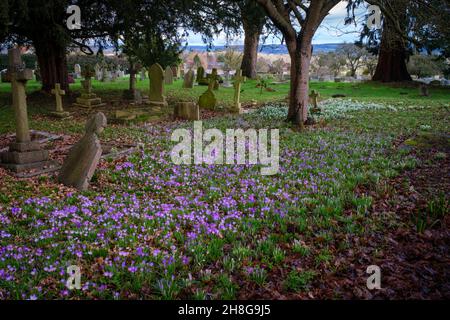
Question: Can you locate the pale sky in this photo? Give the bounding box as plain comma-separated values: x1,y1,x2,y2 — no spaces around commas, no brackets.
186,1,366,46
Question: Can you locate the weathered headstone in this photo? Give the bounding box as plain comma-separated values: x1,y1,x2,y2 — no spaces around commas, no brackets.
211,68,219,90
73,67,105,109
174,102,200,121
222,70,232,88
419,83,429,97
165,66,174,85
198,74,217,110
74,64,81,78
309,90,321,113
171,65,179,79
231,69,246,114
59,113,107,191
140,69,147,81
94,63,102,80
50,83,71,119
0,48,52,173
196,66,205,83
147,63,168,107
183,69,194,89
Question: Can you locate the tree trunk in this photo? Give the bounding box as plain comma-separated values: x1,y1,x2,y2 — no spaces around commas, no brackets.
129,62,136,91
34,39,69,92
287,38,312,125
372,3,412,82
241,20,262,79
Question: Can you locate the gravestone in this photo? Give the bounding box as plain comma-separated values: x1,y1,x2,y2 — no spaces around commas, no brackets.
101,68,108,82
140,69,147,81
59,113,107,191
105,70,112,82
0,48,52,173
211,68,219,90
180,65,185,78
231,69,246,114
196,66,205,83
50,83,71,119
73,67,105,109
198,74,217,110
419,83,429,97
94,64,102,80
165,66,174,85
222,70,232,88
174,102,200,121
183,69,194,88
171,65,179,79
147,63,168,107
309,90,321,113
111,70,118,82
74,64,81,78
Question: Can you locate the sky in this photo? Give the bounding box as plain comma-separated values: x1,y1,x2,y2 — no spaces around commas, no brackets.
186,1,366,46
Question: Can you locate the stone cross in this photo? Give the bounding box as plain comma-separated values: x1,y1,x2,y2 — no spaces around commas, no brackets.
309,90,320,111
232,69,246,113
59,112,107,191
6,48,34,143
0,48,51,173
52,83,66,112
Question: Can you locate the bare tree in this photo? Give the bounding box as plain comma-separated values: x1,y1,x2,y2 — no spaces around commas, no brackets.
256,0,341,126
337,43,368,77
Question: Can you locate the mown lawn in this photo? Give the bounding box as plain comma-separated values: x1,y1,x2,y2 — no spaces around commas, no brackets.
0,80,448,299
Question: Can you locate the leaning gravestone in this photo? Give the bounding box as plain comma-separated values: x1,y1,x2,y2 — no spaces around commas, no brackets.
183,69,194,89
59,113,107,191
174,102,200,120
0,48,52,173
50,83,71,119
147,63,168,107
164,66,174,85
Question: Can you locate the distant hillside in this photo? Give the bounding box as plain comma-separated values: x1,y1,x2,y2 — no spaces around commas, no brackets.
185,43,342,54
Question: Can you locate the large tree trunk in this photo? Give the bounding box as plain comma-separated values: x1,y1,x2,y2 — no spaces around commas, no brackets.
34,39,69,93
241,19,262,79
239,1,266,79
372,2,411,82
287,37,312,125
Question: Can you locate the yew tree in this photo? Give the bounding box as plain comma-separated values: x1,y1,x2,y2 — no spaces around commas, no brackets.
256,0,341,126
0,0,114,92
238,1,268,79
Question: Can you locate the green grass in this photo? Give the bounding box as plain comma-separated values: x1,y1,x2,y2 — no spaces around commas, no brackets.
0,79,449,300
